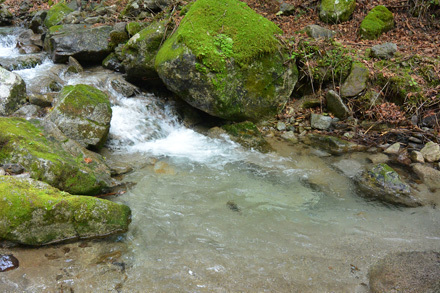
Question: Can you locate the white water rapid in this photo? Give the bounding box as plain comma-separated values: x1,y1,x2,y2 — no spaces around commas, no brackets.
1,31,439,292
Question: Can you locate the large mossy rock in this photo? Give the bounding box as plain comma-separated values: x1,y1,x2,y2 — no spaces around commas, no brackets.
47,84,112,150
120,20,168,85
0,176,131,246
369,251,440,293
44,24,113,63
319,0,356,24
0,117,112,195
0,66,27,116
360,5,394,40
155,0,297,122
44,2,74,28
355,163,420,207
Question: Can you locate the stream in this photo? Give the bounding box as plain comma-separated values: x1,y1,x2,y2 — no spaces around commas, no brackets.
1,28,440,292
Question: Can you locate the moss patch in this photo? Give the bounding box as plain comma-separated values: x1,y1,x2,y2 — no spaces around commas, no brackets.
155,0,282,72
44,2,73,28
360,5,394,40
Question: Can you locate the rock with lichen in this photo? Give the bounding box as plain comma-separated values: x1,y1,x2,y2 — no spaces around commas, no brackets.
319,0,356,24
155,0,297,122
0,176,131,246
0,66,27,116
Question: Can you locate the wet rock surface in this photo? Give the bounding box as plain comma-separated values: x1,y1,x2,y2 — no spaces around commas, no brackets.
0,254,19,272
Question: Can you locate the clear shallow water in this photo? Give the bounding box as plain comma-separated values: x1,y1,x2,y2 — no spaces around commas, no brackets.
1,33,440,292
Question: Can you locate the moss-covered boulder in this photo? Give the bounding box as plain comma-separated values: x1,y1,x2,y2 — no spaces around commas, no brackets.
360,5,394,40
47,84,112,150
0,176,131,246
155,0,297,122
0,117,112,195
44,24,113,63
44,2,74,28
340,62,369,97
120,20,169,85
355,163,420,207
319,0,356,24
0,66,26,116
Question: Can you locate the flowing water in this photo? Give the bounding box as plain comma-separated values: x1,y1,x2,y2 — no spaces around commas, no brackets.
1,30,440,292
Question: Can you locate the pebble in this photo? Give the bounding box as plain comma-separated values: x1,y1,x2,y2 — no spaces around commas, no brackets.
408,136,422,144
384,142,401,155
410,151,424,163
276,121,286,131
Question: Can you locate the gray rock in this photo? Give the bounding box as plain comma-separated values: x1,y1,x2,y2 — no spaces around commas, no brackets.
110,77,138,97
369,251,440,293
28,93,56,108
84,16,103,24
326,90,350,119
120,20,168,85
66,56,84,74
410,150,424,163
304,24,336,39
276,121,286,131
278,3,296,16
412,163,440,191
0,67,27,116
355,163,420,207
18,45,41,54
420,141,440,162
44,24,113,63
121,0,172,16
30,10,48,34
25,66,64,94
311,113,333,130
384,142,400,155
102,52,125,73
280,131,298,143
13,104,42,119
319,0,356,24
368,153,389,164
16,29,35,46
371,42,397,59
333,159,363,178
47,84,112,149
340,62,369,97
0,168,5,176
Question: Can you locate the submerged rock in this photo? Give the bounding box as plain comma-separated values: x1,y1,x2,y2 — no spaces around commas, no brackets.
360,5,394,40
369,251,440,293
0,53,47,71
306,134,367,155
0,66,27,116
44,24,113,63
155,0,297,122
0,176,131,246
47,84,112,150
412,163,440,191
319,0,356,23
0,117,112,195
355,163,420,207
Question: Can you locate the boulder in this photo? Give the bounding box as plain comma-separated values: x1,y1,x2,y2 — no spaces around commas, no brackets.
355,163,420,207
0,67,27,116
412,163,440,191
410,150,425,163
326,90,350,119
0,117,113,195
28,93,56,108
13,104,42,119
369,251,440,293
44,24,113,63
120,20,168,85
102,52,125,72
319,0,356,24
155,0,297,121
420,141,440,162
310,113,335,130
30,10,47,34
371,42,397,59
340,62,369,97
47,84,112,149
110,77,139,97
0,176,131,246
360,5,394,40
304,24,336,39
44,2,74,28
0,4,13,26
278,2,296,16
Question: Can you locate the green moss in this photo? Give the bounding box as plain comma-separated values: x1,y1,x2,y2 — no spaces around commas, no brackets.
44,2,73,28
0,117,108,195
57,84,110,116
0,176,131,245
222,121,272,152
109,31,129,50
155,0,282,72
126,22,149,36
320,0,356,23
360,5,394,40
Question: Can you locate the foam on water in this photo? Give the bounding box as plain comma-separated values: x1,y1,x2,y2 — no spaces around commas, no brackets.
0,33,20,58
